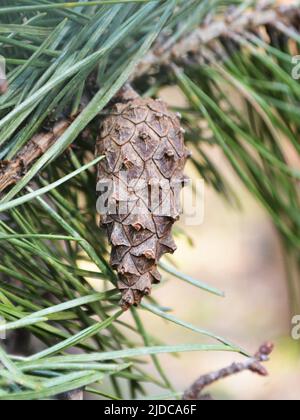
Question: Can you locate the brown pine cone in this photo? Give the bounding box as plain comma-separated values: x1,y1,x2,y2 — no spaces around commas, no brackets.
96,93,189,310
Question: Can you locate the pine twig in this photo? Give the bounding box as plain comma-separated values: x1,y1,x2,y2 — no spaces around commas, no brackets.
133,1,300,79
0,120,70,194
183,342,274,400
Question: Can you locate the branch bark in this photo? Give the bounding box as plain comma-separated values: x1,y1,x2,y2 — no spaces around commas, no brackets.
183,342,274,400
0,120,70,194
132,1,300,79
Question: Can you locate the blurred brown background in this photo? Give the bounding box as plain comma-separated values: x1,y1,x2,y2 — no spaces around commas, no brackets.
134,81,300,400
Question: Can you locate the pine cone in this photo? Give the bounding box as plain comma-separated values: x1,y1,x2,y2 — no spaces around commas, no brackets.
96,93,189,310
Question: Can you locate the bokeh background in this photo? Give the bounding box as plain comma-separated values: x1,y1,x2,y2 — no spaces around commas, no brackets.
134,81,300,400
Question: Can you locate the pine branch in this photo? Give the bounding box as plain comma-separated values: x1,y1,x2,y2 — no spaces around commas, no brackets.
133,1,300,78
0,120,70,194
183,342,274,400
0,1,295,399
1,1,299,195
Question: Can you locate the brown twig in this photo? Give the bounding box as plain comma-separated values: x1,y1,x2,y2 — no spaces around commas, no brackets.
132,2,300,79
0,120,70,194
183,342,274,400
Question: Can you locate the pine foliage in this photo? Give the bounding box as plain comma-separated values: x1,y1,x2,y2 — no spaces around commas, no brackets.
0,0,299,399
